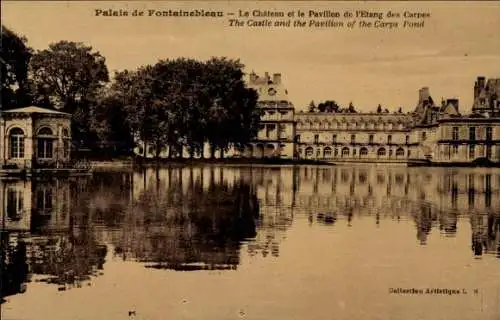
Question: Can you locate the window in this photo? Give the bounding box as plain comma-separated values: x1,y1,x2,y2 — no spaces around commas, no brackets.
341,147,350,157
295,135,301,143
7,189,23,221
360,147,368,156
314,134,319,144
469,127,476,141
396,148,405,157
486,127,493,141
36,188,53,212
63,140,70,158
37,127,54,159
452,145,458,155
421,132,427,141
9,128,25,159
351,134,356,143
388,135,392,144
469,145,475,159
353,149,357,156
486,145,492,159
332,134,337,144
377,148,386,157
452,127,459,140
305,147,314,157
369,134,374,144
323,147,332,158
405,135,410,144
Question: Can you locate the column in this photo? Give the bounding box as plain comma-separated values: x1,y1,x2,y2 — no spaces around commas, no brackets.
25,117,33,168
0,119,5,165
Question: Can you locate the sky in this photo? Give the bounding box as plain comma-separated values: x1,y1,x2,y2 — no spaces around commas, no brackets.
2,1,500,113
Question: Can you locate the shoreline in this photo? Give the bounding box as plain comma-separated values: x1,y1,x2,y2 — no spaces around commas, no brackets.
87,157,500,169
90,157,336,169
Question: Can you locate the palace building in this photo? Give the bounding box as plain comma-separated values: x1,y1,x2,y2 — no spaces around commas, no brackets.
0,106,73,170
135,73,500,165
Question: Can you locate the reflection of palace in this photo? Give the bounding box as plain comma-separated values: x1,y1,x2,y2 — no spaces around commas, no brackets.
131,166,500,256
3,166,499,302
0,177,107,300
135,74,500,164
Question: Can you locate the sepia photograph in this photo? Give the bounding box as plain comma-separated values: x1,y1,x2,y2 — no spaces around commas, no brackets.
1,1,500,319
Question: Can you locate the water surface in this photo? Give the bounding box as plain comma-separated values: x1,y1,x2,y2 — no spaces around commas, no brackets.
1,165,500,320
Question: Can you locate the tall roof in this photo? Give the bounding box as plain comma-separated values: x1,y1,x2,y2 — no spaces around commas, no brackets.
1,106,70,115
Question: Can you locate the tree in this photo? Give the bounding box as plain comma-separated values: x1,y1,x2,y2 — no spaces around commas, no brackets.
30,41,109,112
308,101,316,112
317,102,325,112
347,102,357,113
30,41,109,146
1,26,33,110
114,57,259,160
325,100,340,113
315,100,340,113
113,66,167,159
202,57,259,158
89,86,134,156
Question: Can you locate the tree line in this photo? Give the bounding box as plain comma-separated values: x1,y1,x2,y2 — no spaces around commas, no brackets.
307,101,404,114
1,25,261,159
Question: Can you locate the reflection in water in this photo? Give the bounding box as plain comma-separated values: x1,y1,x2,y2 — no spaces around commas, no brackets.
115,169,260,270
1,178,108,301
2,166,500,304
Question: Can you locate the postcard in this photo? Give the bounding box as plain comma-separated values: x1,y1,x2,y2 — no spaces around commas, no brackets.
1,1,500,319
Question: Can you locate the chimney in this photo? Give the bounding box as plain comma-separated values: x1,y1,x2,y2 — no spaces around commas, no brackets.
248,71,258,85
474,80,480,99
420,87,430,102
264,72,270,84
477,76,486,89
273,73,282,85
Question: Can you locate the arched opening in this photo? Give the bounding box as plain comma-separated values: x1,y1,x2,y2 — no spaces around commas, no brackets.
323,147,332,159
265,144,276,157
255,144,264,158
37,127,55,159
9,128,25,159
360,147,368,157
377,147,387,158
305,147,314,158
396,147,405,158
341,147,350,157
245,144,254,158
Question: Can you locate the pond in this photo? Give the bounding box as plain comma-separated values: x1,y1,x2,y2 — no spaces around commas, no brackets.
1,165,500,320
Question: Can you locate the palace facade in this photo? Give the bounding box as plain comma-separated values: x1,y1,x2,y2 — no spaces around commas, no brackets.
135,73,500,165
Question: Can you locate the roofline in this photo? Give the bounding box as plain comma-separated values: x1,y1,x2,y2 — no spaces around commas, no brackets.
1,106,71,116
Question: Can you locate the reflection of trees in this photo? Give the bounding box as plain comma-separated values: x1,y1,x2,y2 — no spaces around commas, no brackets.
113,173,259,270
1,177,110,299
1,233,29,302
27,232,107,289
